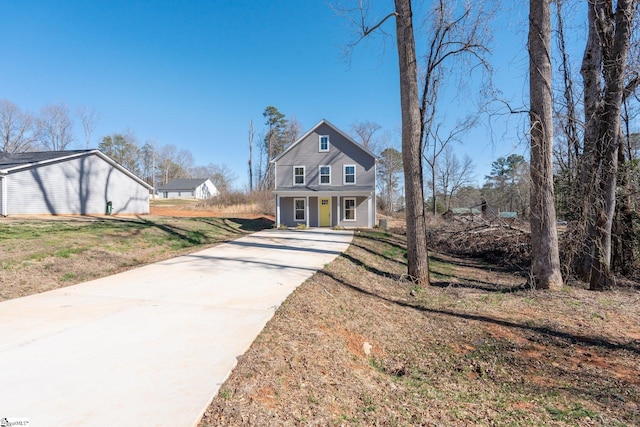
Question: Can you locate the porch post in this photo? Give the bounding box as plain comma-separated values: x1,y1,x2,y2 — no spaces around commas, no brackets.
368,194,373,228
337,196,341,227
276,195,280,227
305,195,309,228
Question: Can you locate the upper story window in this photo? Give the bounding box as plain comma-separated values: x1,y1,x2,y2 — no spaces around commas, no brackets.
293,166,305,185
319,165,331,185
344,165,356,185
319,135,330,152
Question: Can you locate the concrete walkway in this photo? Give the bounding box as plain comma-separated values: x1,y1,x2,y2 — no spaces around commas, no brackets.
0,228,353,427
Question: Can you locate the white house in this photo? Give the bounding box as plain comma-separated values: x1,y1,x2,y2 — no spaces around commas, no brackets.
157,178,219,199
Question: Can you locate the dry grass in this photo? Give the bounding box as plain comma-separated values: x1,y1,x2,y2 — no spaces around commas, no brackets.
200,228,640,426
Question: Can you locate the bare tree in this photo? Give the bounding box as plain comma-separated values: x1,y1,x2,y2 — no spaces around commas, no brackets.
0,99,37,153
336,0,493,285
417,0,494,164
190,163,237,194
248,120,254,193
576,0,636,289
377,147,403,213
552,0,583,220
424,117,477,214
284,116,302,146
350,120,382,152
529,0,563,290
77,106,100,149
37,102,74,151
157,145,179,185
436,146,474,212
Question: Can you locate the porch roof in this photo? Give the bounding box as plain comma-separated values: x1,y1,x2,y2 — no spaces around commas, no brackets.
273,188,373,198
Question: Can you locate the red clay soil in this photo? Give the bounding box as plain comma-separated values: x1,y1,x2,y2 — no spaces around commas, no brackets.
150,205,275,220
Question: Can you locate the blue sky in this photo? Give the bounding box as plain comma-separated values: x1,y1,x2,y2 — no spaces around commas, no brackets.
0,1,578,189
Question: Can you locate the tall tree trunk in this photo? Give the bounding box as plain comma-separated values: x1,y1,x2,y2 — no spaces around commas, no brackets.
578,0,635,289
394,0,430,286
529,0,563,290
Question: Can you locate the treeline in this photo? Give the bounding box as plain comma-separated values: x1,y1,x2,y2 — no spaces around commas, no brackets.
0,98,236,192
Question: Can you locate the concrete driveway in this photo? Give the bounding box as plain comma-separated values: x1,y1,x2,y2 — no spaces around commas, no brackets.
0,228,353,427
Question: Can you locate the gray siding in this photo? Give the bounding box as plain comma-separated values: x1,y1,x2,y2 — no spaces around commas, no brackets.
336,196,369,228
6,154,149,215
278,195,370,228
275,123,375,191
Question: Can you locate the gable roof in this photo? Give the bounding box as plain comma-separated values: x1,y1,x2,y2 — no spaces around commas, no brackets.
271,119,378,163
157,178,211,191
0,150,94,170
0,149,153,189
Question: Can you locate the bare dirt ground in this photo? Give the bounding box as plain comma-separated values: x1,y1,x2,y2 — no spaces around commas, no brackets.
200,219,640,426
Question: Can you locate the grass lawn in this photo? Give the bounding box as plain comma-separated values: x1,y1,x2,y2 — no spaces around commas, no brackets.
0,215,273,301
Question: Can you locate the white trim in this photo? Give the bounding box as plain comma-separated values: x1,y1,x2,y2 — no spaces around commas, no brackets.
276,195,281,227
344,197,356,221
306,196,310,227
319,135,330,152
343,164,356,185
294,198,306,221
273,190,372,198
293,165,305,186
319,165,331,185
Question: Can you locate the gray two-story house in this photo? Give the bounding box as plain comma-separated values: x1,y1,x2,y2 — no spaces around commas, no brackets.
272,119,377,228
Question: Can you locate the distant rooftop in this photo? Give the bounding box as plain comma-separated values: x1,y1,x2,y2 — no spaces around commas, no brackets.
157,178,210,191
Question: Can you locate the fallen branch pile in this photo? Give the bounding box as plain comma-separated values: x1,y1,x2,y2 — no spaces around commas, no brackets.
430,218,531,271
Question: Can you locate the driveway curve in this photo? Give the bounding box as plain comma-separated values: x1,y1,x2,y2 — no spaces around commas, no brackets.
0,228,353,427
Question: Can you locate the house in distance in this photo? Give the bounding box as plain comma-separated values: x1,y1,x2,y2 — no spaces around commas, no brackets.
157,178,219,199
272,119,377,228
0,150,152,216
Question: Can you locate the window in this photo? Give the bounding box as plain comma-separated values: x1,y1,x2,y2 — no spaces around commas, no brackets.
319,135,330,152
294,198,305,221
344,198,356,221
344,165,356,184
319,165,331,184
293,166,305,185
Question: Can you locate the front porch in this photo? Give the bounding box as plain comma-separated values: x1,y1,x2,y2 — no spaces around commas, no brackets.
274,191,374,228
